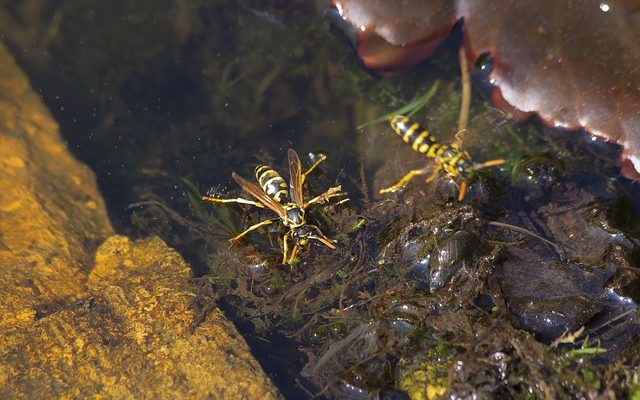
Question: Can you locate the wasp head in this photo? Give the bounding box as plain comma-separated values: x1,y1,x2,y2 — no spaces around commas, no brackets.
456,157,476,181
291,224,336,249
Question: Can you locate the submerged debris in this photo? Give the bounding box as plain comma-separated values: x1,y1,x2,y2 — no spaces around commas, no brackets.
193,163,640,398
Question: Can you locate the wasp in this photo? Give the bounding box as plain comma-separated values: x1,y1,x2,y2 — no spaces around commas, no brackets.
379,115,506,200
202,149,346,264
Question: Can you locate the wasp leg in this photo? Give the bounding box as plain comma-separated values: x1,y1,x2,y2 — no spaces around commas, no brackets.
379,166,433,194
202,195,266,209
424,165,442,183
305,185,347,207
458,181,468,201
229,218,277,243
452,129,467,150
287,244,301,264
301,154,328,184
282,232,291,264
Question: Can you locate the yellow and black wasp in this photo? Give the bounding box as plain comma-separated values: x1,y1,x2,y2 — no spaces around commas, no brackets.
379,115,506,200
202,149,346,264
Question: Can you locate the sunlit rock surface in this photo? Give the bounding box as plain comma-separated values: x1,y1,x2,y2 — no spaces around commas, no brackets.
1,236,282,399
0,41,113,330
0,42,281,399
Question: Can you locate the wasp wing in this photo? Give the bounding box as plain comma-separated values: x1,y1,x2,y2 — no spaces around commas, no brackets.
288,149,304,207
232,172,287,219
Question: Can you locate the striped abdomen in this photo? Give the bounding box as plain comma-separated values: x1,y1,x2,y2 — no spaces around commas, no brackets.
389,115,440,158
255,165,289,203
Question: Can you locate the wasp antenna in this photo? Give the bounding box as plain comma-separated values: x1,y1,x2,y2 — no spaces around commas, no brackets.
472,159,506,171
314,235,337,249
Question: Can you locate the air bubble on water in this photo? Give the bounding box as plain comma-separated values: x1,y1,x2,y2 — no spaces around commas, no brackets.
206,186,229,197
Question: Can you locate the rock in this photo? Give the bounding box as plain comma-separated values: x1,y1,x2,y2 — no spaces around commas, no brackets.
0,41,281,398
0,41,113,330
0,236,282,399
497,246,615,341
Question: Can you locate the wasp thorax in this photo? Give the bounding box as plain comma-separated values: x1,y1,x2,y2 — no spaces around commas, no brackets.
285,205,305,227
435,146,474,180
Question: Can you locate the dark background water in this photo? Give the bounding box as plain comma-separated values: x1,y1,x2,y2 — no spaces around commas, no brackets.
1,0,636,235
2,0,639,398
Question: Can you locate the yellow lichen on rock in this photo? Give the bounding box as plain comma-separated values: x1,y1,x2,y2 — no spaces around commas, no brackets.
4,155,26,168
0,40,281,398
397,352,450,400
1,236,282,399
0,42,113,330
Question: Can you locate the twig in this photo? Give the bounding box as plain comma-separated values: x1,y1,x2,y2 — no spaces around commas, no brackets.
359,159,369,203
487,220,565,260
457,46,471,134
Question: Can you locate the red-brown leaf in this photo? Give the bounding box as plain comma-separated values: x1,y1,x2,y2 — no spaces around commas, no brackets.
332,0,640,178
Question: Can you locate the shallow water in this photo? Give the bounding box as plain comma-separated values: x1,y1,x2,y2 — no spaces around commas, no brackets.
2,0,639,398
